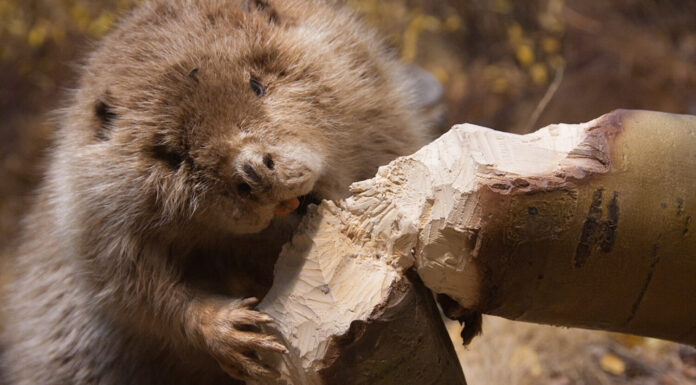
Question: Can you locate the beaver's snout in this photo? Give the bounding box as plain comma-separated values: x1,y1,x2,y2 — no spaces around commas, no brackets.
234,145,321,203
236,152,275,195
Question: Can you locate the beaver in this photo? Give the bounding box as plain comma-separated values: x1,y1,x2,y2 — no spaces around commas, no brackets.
0,0,442,383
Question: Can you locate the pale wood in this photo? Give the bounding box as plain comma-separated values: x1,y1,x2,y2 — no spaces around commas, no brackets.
252,203,467,385
254,109,696,384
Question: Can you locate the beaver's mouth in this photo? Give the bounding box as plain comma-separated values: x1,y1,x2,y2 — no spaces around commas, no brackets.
296,193,322,216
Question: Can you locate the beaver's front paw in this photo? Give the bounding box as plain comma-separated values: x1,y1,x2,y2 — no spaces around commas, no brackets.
201,297,287,381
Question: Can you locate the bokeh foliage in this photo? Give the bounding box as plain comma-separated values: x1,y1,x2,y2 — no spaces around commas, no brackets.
0,0,137,112
3,0,696,128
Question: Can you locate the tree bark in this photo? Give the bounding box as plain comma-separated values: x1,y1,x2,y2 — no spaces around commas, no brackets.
399,109,696,345
255,109,696,384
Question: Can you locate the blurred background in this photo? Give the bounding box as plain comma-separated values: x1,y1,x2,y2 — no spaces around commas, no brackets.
1,0,696,383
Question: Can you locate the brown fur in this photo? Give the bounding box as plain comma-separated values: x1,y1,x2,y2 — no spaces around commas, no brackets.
0,0,436,384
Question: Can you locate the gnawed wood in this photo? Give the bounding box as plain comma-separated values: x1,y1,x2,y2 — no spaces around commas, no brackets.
255,110,696,384
253,203,466,384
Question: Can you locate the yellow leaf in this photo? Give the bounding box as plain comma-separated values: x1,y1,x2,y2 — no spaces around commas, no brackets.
421,15,441,32
610,333,645,348
88,11,115,37
529,63,548,85
484,65,509,94
430,66,449,84
70,3,91,32
515,44,535,67
27,24,48,48
401,14,425,62
600,353,626,376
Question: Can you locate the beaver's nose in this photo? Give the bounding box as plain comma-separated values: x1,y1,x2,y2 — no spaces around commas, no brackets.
242,163,262,183
243,154,274,179
236,152,275,195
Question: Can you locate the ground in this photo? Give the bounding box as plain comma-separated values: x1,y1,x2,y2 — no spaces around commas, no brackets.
1,0,696,383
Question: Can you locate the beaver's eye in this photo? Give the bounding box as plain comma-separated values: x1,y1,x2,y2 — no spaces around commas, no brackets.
250,79,265,97
94,97,117,141
152,144,185,170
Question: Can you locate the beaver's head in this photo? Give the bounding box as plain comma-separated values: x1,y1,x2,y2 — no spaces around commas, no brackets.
63,0,430,237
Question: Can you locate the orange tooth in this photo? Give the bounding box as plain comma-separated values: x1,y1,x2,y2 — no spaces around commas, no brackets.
274,198,301,217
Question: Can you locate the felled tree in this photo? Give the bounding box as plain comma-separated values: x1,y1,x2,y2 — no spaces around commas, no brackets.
253,110,696,385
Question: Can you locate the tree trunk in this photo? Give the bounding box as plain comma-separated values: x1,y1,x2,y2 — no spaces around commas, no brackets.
255,109,696,384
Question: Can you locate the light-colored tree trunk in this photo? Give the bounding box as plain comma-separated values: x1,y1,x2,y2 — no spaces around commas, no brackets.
255,110,696,384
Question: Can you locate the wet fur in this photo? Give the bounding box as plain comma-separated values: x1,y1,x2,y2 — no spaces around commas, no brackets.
0,0,435,384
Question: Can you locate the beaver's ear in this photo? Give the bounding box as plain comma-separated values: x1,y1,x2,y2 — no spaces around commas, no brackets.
244,0,279,24
94,93,117,141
